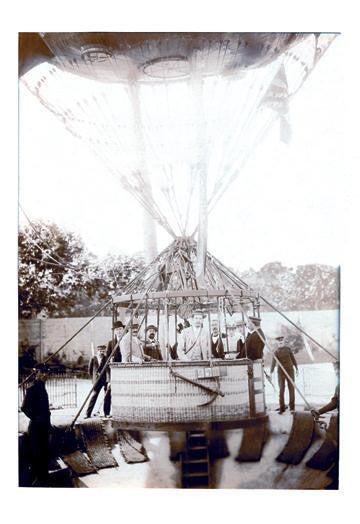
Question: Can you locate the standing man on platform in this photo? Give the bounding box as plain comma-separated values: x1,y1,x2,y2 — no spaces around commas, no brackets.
121,322,146,363
270,335,299,414
177,310,210,361
236,316,265,360
235,320,247,358
21,364,52,486
143,325,163,360
107,320,125,362
210,319,225,359
86,345,111,418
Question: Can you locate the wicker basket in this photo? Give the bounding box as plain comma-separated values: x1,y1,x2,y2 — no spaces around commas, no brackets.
111,360,265,426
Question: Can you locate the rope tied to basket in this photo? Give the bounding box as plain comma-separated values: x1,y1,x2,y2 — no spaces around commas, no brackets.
169,368,225,408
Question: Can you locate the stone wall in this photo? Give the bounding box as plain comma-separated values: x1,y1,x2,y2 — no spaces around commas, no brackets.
19,316,112,365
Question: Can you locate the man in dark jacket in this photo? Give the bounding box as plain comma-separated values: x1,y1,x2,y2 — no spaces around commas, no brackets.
270,335,299,413
143,325,163,360
107,320,125,363
86,345,111,418
210,319,225,359
236,316,265,360
21,364,52,486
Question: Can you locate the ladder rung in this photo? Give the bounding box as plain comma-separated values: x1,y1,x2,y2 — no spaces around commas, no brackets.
183,459,208,464
188,445,208,450
183,485,208,489
183,472,209,478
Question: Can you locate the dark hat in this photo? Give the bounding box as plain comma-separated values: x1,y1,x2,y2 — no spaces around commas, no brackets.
131,322,139,329
113,321,125,329
146,324,158,332
248,316,261,324
275,336,284,341
97,344,107,350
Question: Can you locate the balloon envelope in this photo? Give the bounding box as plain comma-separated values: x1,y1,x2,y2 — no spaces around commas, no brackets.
21,33,336,238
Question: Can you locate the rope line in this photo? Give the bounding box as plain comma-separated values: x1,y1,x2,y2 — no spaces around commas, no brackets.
70,271,159,427
211,253,338,361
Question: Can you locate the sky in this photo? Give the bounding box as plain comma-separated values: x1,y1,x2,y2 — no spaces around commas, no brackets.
18,35,344,272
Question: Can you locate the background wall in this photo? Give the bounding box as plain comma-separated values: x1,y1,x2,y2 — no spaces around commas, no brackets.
18,309,339,366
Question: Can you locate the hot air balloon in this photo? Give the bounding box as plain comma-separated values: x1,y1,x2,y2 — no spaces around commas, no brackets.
19,33,339,488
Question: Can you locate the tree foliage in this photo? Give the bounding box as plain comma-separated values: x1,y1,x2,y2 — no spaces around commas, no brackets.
18,221,145,318
19,221,338,318
239,261,339,311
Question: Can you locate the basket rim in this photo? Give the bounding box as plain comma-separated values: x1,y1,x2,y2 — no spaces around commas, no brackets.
111,359,261,368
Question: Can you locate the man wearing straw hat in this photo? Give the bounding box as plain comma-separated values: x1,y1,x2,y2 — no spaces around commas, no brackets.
177,309,211,361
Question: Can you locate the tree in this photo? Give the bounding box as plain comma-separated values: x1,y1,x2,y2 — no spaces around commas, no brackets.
69,252,146,316
19,221,93,317
238,262,339,311
18,221,146,318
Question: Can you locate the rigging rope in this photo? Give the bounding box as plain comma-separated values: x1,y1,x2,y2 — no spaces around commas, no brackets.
19,205,110,287
19,246,166,388
238,301,313,411
70,269,160,427
211,253,338,361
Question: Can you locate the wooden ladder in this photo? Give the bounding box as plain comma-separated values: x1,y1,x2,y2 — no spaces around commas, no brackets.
181,431,211,488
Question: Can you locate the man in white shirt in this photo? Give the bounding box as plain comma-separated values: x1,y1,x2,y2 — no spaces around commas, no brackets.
120,323,144,363
177,310,210,361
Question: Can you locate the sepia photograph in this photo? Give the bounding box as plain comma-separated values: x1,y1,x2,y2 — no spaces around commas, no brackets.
17,30,341,491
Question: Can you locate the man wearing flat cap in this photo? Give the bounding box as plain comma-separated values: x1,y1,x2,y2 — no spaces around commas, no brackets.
270,335,299,413
177,310,210,361
21,364,52,485
143,325,163,360
86,345,111,418
107,320,125,363
236,316,265,361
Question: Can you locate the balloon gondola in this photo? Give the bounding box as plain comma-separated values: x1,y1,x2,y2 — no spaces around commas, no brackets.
109,237,266,430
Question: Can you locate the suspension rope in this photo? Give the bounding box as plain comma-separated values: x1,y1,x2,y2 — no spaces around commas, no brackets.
206,303,213,366
18,248,165,388
70,271,159,427
174,297,178,353
19,297,112,388
238,302,313,411
260,296,338,361
165,298,170,361
211,253,338,361
19,205,95,275
70,298,142,428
